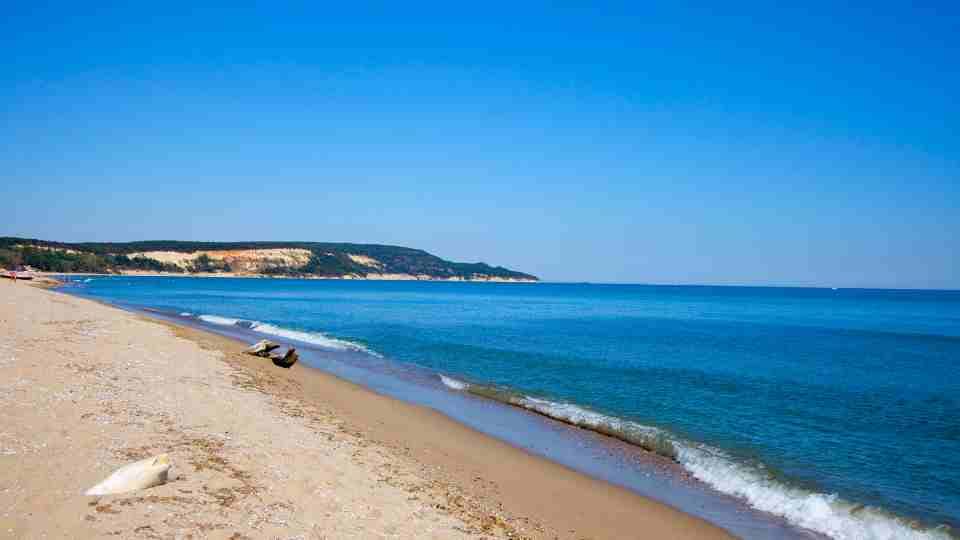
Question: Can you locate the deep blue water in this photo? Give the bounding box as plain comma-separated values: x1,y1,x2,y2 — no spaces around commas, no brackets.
65,277,960,539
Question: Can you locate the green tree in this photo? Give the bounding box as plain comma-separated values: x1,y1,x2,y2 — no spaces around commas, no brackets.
191,254,214,272
0,249,22,269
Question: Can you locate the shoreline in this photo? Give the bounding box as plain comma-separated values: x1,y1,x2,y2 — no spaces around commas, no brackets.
45,272,539,283
52,277,960,540
120,302,821,540
158,311,733,539
1,281,731,538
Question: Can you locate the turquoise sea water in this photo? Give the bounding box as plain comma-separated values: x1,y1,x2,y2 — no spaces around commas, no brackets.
65,277,960,539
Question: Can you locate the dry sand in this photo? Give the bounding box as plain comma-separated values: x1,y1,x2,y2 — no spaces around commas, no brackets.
0,282,732,539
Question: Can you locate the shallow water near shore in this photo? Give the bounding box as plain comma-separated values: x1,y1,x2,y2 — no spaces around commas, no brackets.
62,277,960,539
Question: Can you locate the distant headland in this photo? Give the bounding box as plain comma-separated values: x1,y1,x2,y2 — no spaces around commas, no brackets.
0,237,538,282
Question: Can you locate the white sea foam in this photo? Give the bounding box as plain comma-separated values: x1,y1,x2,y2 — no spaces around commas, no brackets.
440,375,468,390
521,397,665,435
519,397,653,436
438,376,952,540
198,314,242,326
516,396,677,458
179,312,193,317
675,443,949,540
197,314,378,356
246,322,379,355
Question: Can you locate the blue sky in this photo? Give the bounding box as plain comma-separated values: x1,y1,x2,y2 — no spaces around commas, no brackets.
2,2,958,288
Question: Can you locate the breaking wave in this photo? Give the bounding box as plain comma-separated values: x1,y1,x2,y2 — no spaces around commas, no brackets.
197,314,241,326
195,314,378,355
440,376,676,459
439,374,955,540
439,375,468,390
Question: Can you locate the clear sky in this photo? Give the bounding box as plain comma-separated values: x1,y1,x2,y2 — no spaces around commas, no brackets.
2,2,958,288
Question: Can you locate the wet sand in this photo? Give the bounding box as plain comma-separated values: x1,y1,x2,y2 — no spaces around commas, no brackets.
0,282,732,539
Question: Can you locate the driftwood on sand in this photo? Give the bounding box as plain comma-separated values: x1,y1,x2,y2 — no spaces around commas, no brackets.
85,454,172,496
270,348,299,368
244,339,280,357
244,339,298,368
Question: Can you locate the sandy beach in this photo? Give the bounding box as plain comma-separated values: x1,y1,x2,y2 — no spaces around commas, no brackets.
0,282,732,539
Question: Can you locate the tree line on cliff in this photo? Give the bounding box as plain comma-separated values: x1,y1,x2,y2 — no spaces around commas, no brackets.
0,238,538,280
0,245,183,274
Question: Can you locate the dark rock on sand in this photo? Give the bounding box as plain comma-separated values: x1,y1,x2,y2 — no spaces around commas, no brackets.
270,348,299,368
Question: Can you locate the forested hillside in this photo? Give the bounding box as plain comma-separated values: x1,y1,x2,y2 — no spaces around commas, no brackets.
0,238,538,281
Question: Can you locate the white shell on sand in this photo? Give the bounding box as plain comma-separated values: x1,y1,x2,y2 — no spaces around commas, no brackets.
85,454,172,496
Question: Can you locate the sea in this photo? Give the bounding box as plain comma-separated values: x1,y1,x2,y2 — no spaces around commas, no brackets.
61,277,960,539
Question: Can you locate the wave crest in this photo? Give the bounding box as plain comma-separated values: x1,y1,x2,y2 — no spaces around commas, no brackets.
198,314,241,326
439,375,468,390
438,374,954,540
196,313,378,355
440,376,677,460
